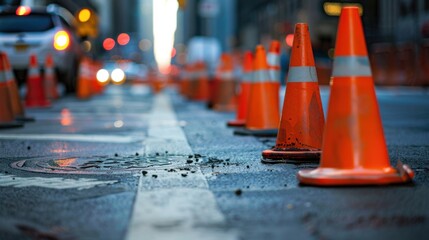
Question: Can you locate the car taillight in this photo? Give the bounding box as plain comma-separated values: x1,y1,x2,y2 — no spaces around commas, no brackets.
16,6,31,16
53,31,70,51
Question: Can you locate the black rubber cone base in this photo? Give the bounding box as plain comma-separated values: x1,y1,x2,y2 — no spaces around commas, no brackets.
16,116,35,122
234,128,278,137
261,148,321,164
0,121,24,129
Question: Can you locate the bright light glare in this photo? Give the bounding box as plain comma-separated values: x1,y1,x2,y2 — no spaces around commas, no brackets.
53,31,70,51
78,8,91,22
285,34,294,47
114,120,124,128
96,69,109,83
153,0,178,74
16,6,31,16
111,68,125,84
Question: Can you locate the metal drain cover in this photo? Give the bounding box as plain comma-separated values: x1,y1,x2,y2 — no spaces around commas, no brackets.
10,154,186,175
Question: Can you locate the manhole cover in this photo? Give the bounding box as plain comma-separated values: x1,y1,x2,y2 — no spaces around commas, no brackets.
10,154,187,175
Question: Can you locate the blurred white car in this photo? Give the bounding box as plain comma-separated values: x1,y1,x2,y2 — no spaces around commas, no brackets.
0,5,83,92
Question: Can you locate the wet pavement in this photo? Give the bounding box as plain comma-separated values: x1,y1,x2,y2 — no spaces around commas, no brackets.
0,85,428,240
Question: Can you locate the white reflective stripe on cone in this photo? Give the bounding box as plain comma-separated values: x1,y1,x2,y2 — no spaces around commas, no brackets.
0,71,6,83
287,66,318,83
253,70,269,83
332,56,372,77
241,72,253,83
268,70,280,83
267,53,280,67
219,72,234,80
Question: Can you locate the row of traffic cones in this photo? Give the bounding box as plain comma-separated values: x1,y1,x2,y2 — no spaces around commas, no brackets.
272,7,413,186
178,6,414,186
0,52,42,129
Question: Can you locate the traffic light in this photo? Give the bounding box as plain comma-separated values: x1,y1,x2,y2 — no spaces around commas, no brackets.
76,8,99,38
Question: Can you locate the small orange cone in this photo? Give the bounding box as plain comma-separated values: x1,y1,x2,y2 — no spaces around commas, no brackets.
193,61,210,101
76,58,91,99
213,53,236,111
0,53,24,128
44,53,59,100
262,23,325,163
298,7,414,186
1,52,34,122
267,40,281,112
227,51,253,127
234,45,280,137
25,54,50,108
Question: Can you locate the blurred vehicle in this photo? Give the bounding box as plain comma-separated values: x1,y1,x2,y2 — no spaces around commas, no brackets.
0,5,83,92
97,60,148,85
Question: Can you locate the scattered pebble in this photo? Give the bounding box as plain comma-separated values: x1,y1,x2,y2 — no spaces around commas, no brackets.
27,146,31,150
194,154,202,158
190,170,196,173
246,165,250,169
142,171,148,176
155,152,160,156
152,174,158,178
186,159,193,164
114,153,118,157
234,189,242,196
181,173,187,177
135,152,139,156
188,155,193,158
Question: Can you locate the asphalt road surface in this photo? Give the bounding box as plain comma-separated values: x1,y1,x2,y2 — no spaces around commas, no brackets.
0,85,428,240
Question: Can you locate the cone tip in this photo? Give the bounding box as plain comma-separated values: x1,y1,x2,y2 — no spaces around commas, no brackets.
269,40,281,54
29,54,38,66
254,45,268,70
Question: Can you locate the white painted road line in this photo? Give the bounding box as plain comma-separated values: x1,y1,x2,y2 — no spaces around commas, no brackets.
126,94,238,240
0,173,117,190
0,134,142,143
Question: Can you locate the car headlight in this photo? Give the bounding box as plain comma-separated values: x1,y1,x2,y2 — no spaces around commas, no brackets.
111,68,125,84
53,30,70,51
96,69,109,84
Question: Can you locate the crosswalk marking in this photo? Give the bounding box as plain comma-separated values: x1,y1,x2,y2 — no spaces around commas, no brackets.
126,94,238,240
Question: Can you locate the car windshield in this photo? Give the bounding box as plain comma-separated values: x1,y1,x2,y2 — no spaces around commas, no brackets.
0,13,54,33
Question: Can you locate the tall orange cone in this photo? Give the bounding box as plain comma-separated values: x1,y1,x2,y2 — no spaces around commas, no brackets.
298,7,414,186
227,51,253,127
262,23,325,163
25,54,50,108
0,53,24,128
193,61,210,101
1,52,34,122
76,58,91,99
44,53,59,100
213,53,236,111
234,45,280,137
267,40,281,112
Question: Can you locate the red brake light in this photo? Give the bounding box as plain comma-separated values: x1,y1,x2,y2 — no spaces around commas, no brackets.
53,31,70,51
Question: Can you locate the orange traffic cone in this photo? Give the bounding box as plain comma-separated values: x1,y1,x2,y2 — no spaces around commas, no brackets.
1,52,34,122
234,45,280,137
262,23,325,163
267,40,281,112
227,51,253,127
193,61,210,101
25,54,50,108
298,7,414,186
0,53,24,128
77,58,91,99
213,53,236,111
44,53,59,100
